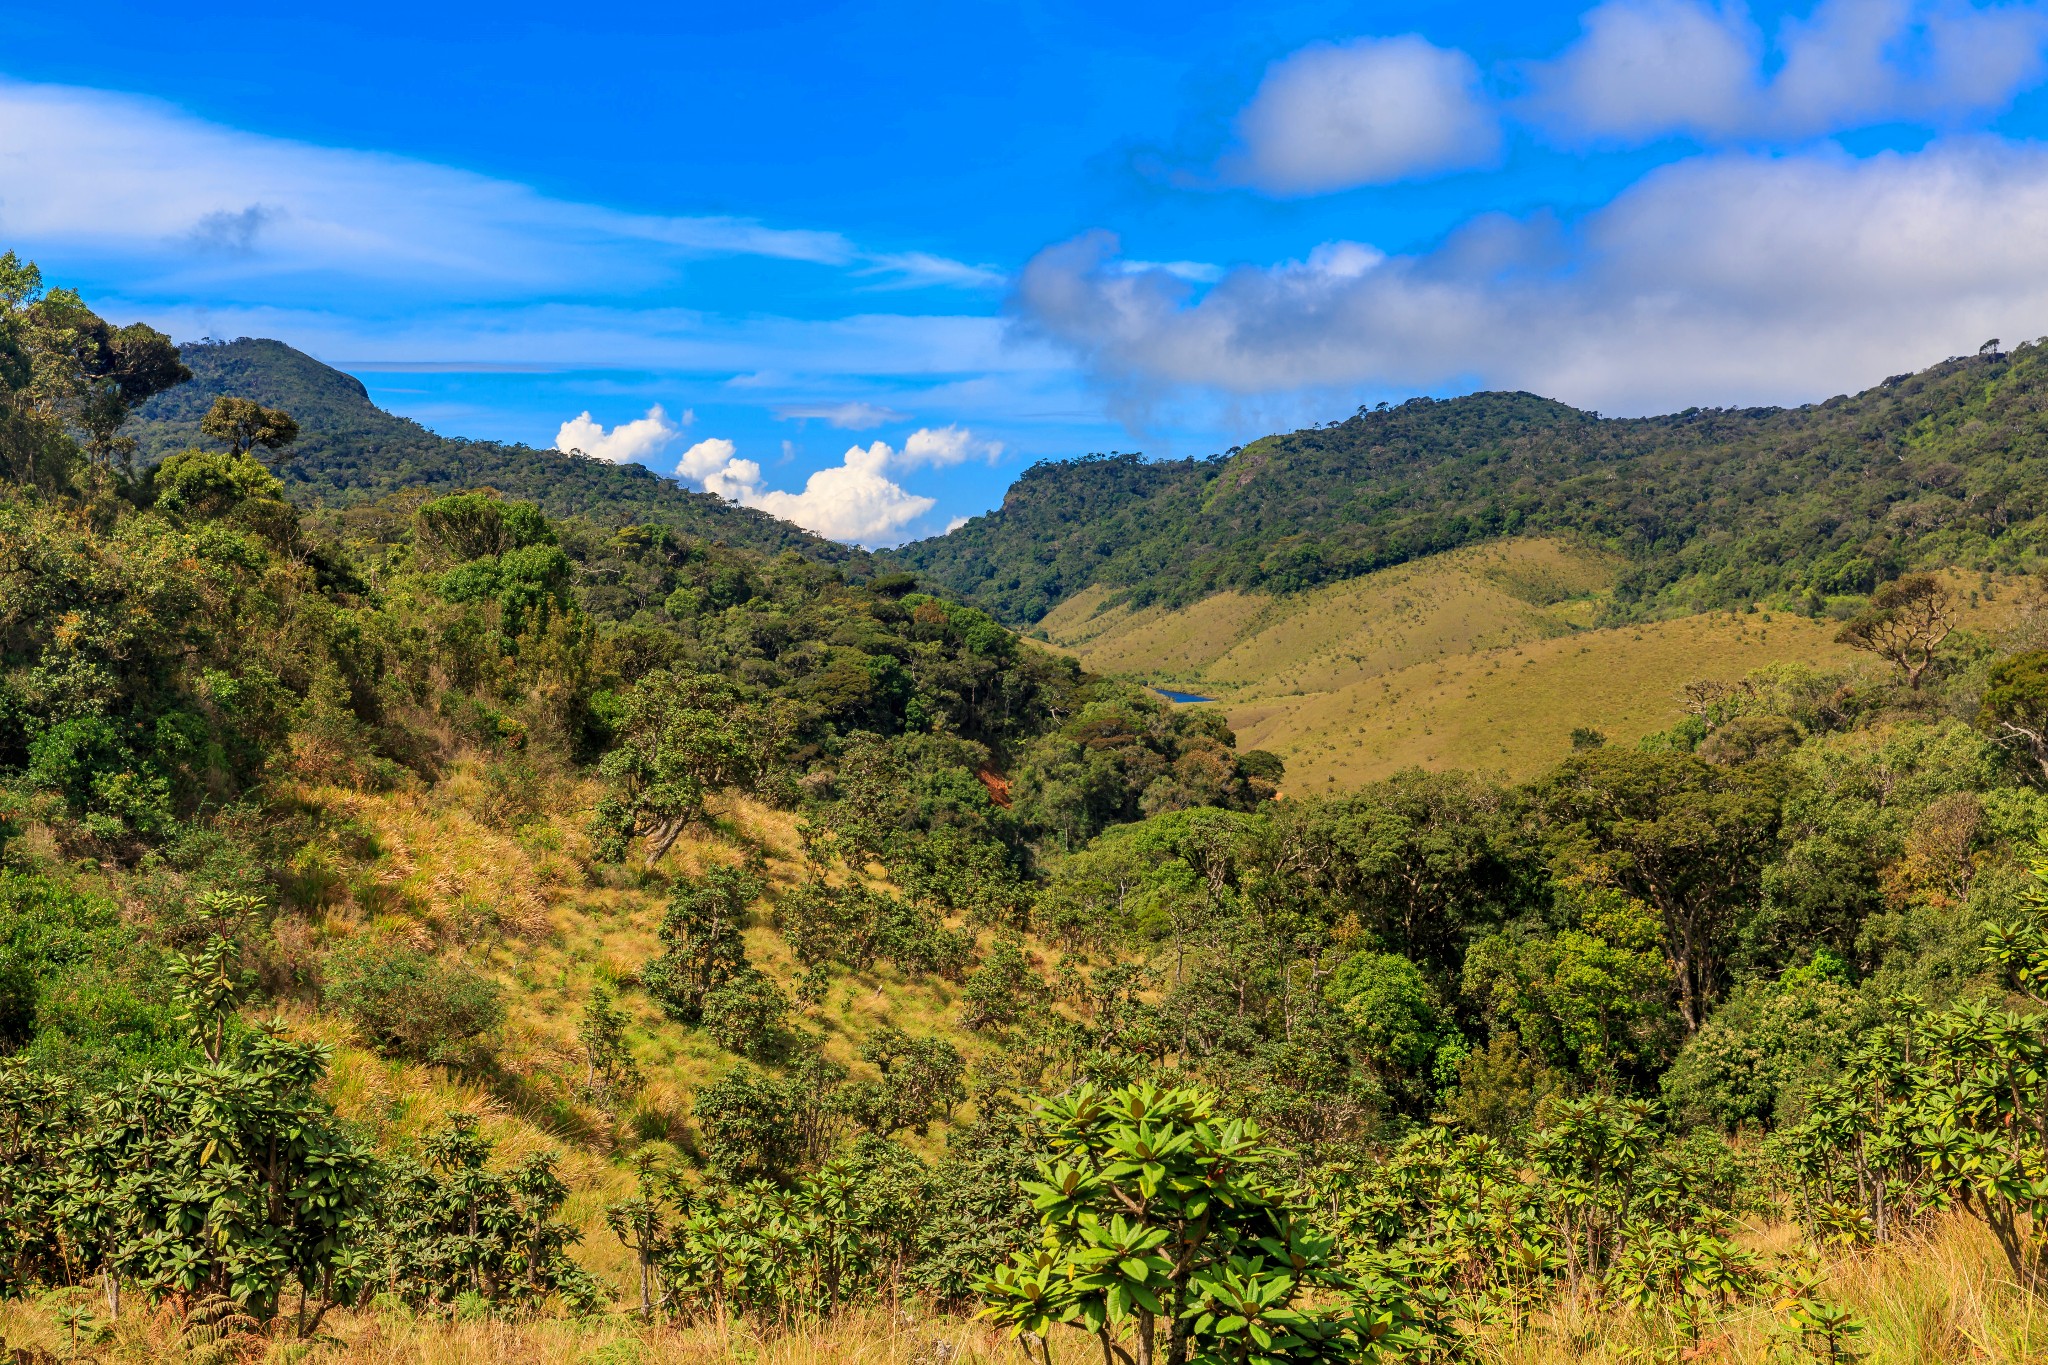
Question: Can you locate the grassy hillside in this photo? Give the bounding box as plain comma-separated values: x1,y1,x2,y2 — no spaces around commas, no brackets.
1038,537,1619,700
5,766,2047,1365
129,338,857,563
892,343,2048,624
19,260,2048,1365
1040,538,2021,785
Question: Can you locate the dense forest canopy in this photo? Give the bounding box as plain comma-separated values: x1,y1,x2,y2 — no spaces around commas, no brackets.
891,341,2048,625
9,252,2048,1361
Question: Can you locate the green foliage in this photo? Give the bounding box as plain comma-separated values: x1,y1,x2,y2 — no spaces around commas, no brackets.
701,969,791,1059
0,872,183,1083
1979,647,2048,779
577,985,641,1111
368,1113,601,1313
1538,749,1784,1031
1662,955,1862,1130
1008,691,1274,851
894,345,2048,624
1325,952,1451,1110
321,941,503,1067
0,937,376,1329
960,935,1049,1034
838,1027,965,1137
641,865,762,1024
979,1081,1422,1365
152,446,289,519
590,672,785,864
1768,841,2048,1289
691,1063,808,1184
1462,877,1677,1088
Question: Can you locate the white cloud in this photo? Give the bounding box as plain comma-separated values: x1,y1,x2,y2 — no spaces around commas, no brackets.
899,424,1004,469
1011,138,2048,416
554,404,687,465
1524,0,1760,140
675,436,740,482
1528,0,2048,143
859,251,1007,290
742,442,937,543
775,401,908,429
945,516,970,533
668,425,1000,543
0,77,995,297
1221,35,1500,194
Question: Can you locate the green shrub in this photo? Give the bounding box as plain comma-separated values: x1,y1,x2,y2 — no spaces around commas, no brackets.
700,969,789,1058
323,940,503,1066
0,872,183,1082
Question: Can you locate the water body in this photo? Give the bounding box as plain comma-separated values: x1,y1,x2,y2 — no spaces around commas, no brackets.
1152,686,1217,704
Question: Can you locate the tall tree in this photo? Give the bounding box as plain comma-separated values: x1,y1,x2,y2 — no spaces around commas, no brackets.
1537,750,1783,1034
1835,574,1957,688
200,395,300,464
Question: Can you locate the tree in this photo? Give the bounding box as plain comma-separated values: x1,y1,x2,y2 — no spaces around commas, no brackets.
1979,649,2048,780
978,1082,1416,1365
0,254,188,491
370,1113,602,1312
56,938,379,1333
590,670,787,865
838,1027,965,1137
1835,574,1956,688
1325,951,1449,1110
641,865,762,1024
577,985,641,1110
1538,750,1782,1034
199,396,299,464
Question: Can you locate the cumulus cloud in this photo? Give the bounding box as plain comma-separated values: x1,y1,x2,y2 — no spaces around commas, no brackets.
1011,138,2048,415
898,424,1004,469
1528,0,2048,143
554,405,687,465
670,426,1002,543
1222,35,1500,193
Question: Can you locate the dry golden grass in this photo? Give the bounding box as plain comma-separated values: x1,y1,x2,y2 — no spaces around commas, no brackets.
1240,609,1869,790
252,762,1022,1296
1039,538,1618,700
2,1214,2041,1363
1040,542,2025,790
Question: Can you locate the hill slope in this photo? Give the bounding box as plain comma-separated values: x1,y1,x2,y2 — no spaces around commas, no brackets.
892,344,2048,623
131,338,857,563
1040,538,2020,786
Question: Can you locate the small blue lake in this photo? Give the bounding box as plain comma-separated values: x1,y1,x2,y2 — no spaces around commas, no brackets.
1152,686,1218,704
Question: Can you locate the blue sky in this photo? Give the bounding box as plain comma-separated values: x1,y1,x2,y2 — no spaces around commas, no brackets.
8,1,2048,543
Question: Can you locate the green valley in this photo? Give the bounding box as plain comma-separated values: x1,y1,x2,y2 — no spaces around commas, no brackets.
7,252,2048,1365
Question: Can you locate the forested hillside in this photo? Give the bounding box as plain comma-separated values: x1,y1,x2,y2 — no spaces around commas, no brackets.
130,337,856,563
893,342,2047,624
11,251,2048,1363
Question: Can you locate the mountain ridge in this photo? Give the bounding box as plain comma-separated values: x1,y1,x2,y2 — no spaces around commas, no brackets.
888,345,2046,624
130,338,861,565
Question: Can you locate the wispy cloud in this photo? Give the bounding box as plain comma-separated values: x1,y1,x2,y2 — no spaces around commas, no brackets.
774,400,909,429
0,77,993,298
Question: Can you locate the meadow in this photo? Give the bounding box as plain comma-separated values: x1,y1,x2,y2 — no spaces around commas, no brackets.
1040,538,2017,786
